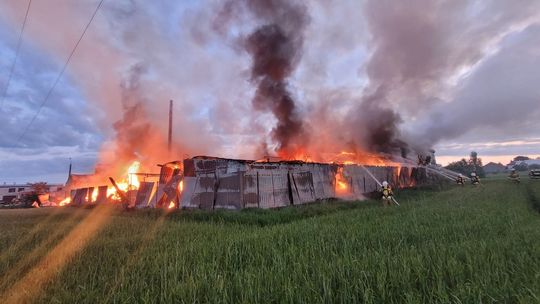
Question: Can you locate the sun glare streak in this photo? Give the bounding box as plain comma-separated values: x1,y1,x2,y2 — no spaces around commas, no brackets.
0,208,87,292
3,205,115,304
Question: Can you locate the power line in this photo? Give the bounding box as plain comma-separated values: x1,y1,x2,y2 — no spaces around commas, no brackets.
0,0,33,110
16,0,105,145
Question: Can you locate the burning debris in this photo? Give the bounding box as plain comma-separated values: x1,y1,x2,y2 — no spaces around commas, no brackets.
57,160,149,207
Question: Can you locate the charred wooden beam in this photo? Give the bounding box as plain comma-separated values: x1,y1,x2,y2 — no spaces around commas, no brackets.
108,177,127,204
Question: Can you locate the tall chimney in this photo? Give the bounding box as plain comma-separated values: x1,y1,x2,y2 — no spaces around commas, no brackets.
168,100,173,152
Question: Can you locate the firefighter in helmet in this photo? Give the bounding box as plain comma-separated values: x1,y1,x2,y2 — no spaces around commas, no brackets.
508,169,520,184
456,174,465,186
381,181,394,207
470,172,480,185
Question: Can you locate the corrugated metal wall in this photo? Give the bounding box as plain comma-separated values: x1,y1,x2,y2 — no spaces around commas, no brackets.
134,182,155,208
242,171,259,208
215,172,243,209
290,171,315,204
177,158,430,210
66,158,433,210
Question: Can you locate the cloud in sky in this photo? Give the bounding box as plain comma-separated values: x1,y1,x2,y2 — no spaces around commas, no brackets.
408,24,540,143
0,17,102,182
407,23,540,163
0,0,539,182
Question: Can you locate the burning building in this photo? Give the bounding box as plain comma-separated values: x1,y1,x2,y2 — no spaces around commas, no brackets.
178,156,430,209
52,0,450,210
62,154,443,210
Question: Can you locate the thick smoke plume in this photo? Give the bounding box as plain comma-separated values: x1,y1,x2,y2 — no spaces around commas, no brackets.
246,24,304,154
220,0,309,157
354,87,405,155
94,64,180,178
342,0,540,157
112,65,171,163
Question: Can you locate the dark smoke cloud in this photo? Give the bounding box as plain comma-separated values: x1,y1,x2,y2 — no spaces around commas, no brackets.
346,0,540,155
246,24,305,153
218,0,309,156
352,86,405,154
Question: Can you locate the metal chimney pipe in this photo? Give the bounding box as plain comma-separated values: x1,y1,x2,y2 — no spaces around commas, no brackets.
168,100,173,152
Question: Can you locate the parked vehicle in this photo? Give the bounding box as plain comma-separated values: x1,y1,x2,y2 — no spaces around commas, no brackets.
529,169,540,179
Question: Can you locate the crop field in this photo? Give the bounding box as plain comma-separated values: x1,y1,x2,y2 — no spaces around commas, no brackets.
0,178,539,303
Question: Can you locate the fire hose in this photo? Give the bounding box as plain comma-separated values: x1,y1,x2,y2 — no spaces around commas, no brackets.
432,165,470,180
402,157,466,181
359,165,400,206
422,166,458,181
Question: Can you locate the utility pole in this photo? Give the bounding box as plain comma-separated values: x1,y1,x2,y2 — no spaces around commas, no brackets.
168,100,173,153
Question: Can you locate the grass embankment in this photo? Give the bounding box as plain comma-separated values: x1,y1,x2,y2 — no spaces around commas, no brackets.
0,179,539,303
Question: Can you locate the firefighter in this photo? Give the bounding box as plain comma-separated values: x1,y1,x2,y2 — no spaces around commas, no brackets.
470,172,480,185
456,174,465,186
381,181,394,207
508,169,520,184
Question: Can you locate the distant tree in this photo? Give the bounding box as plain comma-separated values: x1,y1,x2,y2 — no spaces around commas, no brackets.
445,159,469,176
468,151,485,177
20,182,49,207
513,156,530,162
445,152,486,177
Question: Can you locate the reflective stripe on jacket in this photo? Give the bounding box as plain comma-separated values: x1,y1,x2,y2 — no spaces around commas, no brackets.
382,186,393,198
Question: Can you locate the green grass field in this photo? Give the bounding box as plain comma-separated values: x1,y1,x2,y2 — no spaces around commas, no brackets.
1,178,539,303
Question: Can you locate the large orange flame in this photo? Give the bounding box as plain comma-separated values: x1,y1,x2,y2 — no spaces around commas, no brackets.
335,167,349,194
58,197,71,206
106,161,142,202
277,148,399,167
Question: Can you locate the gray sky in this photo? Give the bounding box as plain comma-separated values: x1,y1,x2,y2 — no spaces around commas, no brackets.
0,0,539,183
